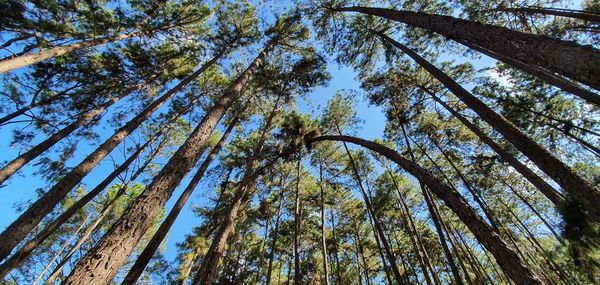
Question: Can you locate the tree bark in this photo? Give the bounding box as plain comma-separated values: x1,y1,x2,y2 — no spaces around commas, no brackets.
293,155,302,285
0,129,164,278
120,117,238,285
307,135,543,285
318,160,330,285
0,51,224,262
0,33,136,73
337,6,600,89
382,36,600,219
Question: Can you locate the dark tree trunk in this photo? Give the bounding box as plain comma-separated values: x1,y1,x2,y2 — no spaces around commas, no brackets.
491,6,600,22
120,117,238,285
0,51,225,263
382,36,600,220
307,135,543,285
0,33,136,73
337,6,600,89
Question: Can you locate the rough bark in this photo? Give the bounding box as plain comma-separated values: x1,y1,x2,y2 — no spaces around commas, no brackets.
307,135,544,285
0,33,136,73
382,36,600,220
0,52,223,262
337,6,600,89
0,130,163,278
120,117,238,285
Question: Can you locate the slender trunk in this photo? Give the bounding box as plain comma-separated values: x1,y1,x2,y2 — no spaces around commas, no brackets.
453,38,600,106
31,211,92,285
178,248,201,285
0,129,165,278
385,37,598,217
0,82,140,185
492,7,600,22
120,118,238,285
318,160,330,285
0,33,136,73
0,90,72,126
427,90,564,206
366,203,394,285
0,51,224,262
354,226,371,285
57,49,235,285
265,182,285,285
339,136,406,285
293,155,302,285
307,135,543,285
337,6,600,89
330,210,343,285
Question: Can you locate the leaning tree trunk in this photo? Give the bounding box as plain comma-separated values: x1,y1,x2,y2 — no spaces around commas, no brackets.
120,117,238,285
0,128,165,278
453,38,600,106
381,35,599,220
0,51,224,262
336,6,600,89
0,32,136,73
426,90,564,206
62,40,273,285
0,81,144,185
306,135,544,285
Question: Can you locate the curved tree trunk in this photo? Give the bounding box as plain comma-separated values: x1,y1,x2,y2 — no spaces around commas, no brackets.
306,134,543,285
0,129,164,278
120,117,238,285
380,35,600,220
62,40,272,285
337,6,600,89
0,52,224,262
0,33,136,73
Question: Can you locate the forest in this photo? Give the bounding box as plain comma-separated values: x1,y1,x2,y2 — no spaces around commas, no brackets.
0,0,598,284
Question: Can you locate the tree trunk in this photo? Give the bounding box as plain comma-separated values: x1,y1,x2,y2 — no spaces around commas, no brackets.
307,135,543,285
293,155,302,285
0,51,225,262
0,82,141,185
265,180,285,285
427,90,564,206
177,247,201,285
0,33,136,73
120,117,238,285
337,6,600,89
353,226,371,285
330,209,343,285
318,160,330,285
453,38,600,106
383,36,600,219
0,129,164,278
60,40,264,284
